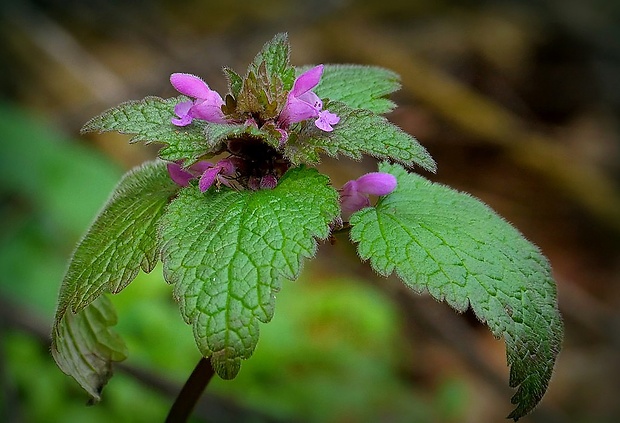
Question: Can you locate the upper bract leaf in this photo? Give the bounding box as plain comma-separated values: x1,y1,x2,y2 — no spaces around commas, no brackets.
52,295,127,402
54,160,179,321
285,101,436,172
251,32,296,90
159,166,339,379
349,163,563,420
299,64,401,114
81,96,210,163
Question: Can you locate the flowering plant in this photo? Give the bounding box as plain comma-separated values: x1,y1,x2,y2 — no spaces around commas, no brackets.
51,33,562,421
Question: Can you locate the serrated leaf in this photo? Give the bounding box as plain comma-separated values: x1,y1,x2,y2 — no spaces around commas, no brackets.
299,64,401,114
51,295,127,402
285,101,436,172
81,96,210,163
54,160,179,321
251,32,295,89
204,122,280,151
349,163,563,420
159,166,339,378
223,67,243,98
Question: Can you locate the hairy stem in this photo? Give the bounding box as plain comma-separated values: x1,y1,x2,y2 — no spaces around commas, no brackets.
165,357,215,423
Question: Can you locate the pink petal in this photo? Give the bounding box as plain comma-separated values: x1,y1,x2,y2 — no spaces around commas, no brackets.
198,167,221,192
216,159,236,176
190,161,214,174
190,101,226,123
280,96,320,125
171,101,193,126
259,175,278,189
167,162,194,186
170,73,212,98
292,65,324,96
315,110,340,132
355,172,397,196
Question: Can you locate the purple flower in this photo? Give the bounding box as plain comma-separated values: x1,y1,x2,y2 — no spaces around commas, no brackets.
315,110,340,132
198,159,236,192
339,172,397,218
279,65,339,132
167,161,212,186
166,159,235,192
170,73,227,126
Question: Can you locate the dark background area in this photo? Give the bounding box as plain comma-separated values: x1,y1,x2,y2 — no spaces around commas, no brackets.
1,0,619,422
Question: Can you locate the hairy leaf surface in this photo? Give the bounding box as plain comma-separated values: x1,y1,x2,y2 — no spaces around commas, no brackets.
81,96,210,163
285,101,436,172
301,64,401,114
159,167,339,378
349,163,563,420
54,160,178,320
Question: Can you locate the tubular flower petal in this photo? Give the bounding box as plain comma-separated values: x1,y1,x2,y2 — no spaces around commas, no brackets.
355,172,397,196
170,73,226,125
198,159,237,192
279,64,339,132
167,162,194,186
339,172,397,218
171,101,194,127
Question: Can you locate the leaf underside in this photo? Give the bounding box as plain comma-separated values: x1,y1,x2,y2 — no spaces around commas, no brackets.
349,163,563,420
159,166,340,379
51,160,178,398
52,295,127,402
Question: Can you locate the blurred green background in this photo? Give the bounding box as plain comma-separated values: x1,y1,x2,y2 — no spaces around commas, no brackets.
1,0,619,422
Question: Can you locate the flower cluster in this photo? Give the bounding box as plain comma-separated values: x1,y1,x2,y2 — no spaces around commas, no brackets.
170,65,339,133
167,64,340,195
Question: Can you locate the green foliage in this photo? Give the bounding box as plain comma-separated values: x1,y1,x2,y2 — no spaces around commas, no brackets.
81,96,209,163
50,160,178,400
204,121,281,151
349,163,563,420
159,166,340,379
305,64,401,114
54,160,178,319
223,67,243,98
236,33,295,121
51,295,127,401
285,101,437,171
250,33,296,90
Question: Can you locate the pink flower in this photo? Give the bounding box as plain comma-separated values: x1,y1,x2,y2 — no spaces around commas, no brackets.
339,172,397,218
166,159,236,192
167,161,212,186
198,159,236,192
170,73,227,126
279,65,339,132
315,110,340,132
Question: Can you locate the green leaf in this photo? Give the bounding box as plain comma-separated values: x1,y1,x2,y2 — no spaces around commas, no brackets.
51,295,127,402
204,122,280,151
159,166,339,378
349,163,563,420
54,160,179,321
301,64,401,114
285,101,436,172
81,96,210,163
251,32,295,90
223,67,244,98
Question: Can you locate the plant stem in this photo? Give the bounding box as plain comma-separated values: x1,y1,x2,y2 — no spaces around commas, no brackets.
165,357,214,423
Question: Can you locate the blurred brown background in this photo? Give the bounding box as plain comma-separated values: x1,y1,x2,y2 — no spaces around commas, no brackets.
1,0,619,422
